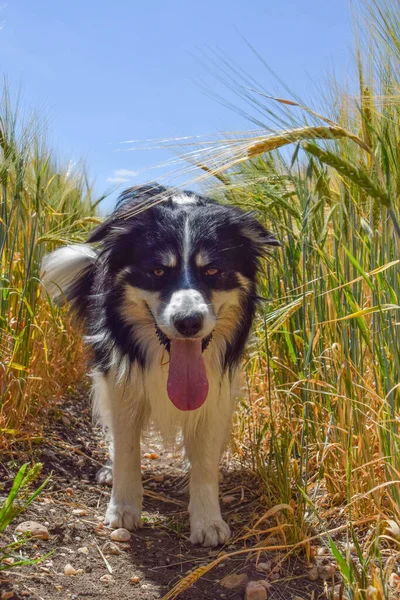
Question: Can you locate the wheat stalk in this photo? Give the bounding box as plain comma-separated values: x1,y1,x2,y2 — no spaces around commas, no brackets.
246,125,371,159
302,142,390,206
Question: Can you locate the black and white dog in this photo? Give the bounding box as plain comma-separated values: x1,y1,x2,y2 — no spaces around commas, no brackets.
41,185,278,546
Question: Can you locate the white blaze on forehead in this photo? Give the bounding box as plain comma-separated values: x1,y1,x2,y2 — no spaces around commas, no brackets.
183,214,191,269
172,194,198,205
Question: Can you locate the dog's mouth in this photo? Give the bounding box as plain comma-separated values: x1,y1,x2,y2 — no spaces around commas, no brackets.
154,324,213,412
155,325,213,353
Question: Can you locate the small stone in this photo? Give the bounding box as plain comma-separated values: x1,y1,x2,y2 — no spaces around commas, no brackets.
102,541,121,555
256,581,271,590
220,573,249,590
245,581,267,600
110,528,131,542
72,508,88,516
100,574,114,584
77,546,89,555
318,563,336,580
307,566,319,581
256,562,271,573
15,521,49,540
144,452,159,460
130,576,140,584
221,495,236,504
64,564,77,576
1,592,14,600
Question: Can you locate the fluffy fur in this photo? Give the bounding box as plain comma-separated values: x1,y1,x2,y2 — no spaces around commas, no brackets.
41,184,278,546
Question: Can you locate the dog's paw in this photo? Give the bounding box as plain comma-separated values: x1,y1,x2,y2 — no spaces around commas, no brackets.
189,519,231,547
104,500,142,531
96,465,113,486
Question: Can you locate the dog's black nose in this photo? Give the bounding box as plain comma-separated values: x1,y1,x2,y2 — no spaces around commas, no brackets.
173,314,203,336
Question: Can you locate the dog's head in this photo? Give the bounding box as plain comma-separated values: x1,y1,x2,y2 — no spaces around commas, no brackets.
89,185,279,409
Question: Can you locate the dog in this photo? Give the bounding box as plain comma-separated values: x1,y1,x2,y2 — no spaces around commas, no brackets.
41,184,279,547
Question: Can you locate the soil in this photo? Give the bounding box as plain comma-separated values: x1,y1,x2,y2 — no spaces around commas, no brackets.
1,383,324,600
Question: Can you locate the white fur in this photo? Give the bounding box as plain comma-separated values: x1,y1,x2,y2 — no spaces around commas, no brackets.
159,289,215,340
172,194,198,206
41,244,97,303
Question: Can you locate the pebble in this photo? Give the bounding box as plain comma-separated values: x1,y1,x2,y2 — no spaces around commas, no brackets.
318,564,336,580
100,574,114,584
307,566,319,581
72,508,88,516
389,572,400,588
102,541,121,555
256,581,271,590
245,581,267,600
64,564,77,576
77,546,89,555
144,452,159,460
110,528,131,542
256,562,271,573
130,576,141,584
221,495,236,504
220,573,249,589
15,521,49,540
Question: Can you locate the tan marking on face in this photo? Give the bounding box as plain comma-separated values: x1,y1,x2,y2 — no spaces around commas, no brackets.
195,251,210,268
164,252,177,267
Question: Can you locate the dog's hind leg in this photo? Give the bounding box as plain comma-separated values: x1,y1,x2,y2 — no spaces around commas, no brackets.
92,372,114,487
96,458,113,486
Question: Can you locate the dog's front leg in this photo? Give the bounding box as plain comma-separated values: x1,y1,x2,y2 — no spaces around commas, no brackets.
184,416,231,547
104,381,144,531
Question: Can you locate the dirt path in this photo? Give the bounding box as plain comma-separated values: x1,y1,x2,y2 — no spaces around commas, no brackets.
1,384,323,599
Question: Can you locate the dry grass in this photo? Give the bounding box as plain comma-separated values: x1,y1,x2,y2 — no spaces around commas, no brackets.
0,88,102,443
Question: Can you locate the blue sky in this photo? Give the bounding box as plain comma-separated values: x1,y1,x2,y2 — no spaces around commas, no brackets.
0,1,354,212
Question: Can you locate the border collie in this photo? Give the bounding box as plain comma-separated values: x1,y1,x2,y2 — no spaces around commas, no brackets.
41,184,278,547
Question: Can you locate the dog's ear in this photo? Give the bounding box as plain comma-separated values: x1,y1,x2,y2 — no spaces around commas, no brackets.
240,212,281,256
88,184,168,244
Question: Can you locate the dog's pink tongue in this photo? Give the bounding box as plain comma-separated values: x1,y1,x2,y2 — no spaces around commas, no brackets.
167,339,209,411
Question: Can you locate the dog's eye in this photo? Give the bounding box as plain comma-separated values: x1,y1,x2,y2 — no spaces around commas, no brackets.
152,268,165,277
204,267,220,276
